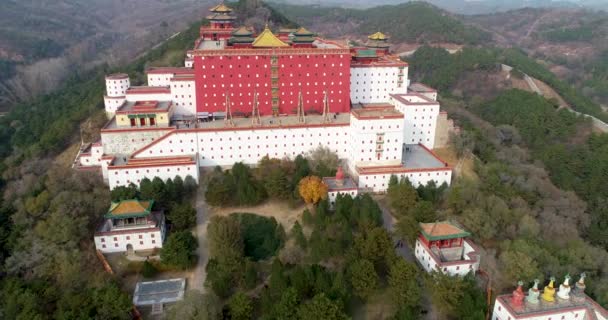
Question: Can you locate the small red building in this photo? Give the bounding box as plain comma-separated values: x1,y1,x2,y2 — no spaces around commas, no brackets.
414,221,480,276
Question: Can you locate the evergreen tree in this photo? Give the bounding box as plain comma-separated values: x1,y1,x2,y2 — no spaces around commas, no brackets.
228,292,253,320
291,221,307,249
183,175,198,196
273,287,299,320
296,293,348,320
348,259,378,300
168,203,197,231
388,260,420,309
110,184,139,201
161,231,198,270
207,215,243,262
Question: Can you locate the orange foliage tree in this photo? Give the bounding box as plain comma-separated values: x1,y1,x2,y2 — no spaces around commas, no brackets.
298,176,328,205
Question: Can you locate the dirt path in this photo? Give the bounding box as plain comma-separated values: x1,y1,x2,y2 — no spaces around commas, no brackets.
520,11,551,44
190,186,210,293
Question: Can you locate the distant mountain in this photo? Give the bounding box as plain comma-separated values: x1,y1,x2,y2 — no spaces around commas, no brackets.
270,0,608,13
0,0,213,111
467,7,608,106
269,1,490,45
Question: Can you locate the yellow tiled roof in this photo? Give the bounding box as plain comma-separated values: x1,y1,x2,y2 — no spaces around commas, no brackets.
252,27,289,48
368,32,388,40
294,27,314,36
210,3,232,12
107,199,153,218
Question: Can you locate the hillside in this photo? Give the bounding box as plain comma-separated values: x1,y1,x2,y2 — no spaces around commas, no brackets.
268,1,490,45
0,0,214,111
467,8,608,108
0,2,298,318
270,0,608,12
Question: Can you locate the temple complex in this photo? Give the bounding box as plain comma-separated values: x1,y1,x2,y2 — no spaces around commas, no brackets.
75,2,453,193
94,200,166,254
414,221,480,276
492,274,608,320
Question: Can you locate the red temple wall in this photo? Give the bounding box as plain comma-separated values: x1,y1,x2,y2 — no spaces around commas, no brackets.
276,54,350,114
194,51,351,115
194,55,272,115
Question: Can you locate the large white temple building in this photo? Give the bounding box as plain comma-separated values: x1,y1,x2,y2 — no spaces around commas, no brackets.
76,3,452,192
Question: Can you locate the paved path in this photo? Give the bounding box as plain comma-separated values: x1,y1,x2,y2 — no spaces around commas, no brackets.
377,199,415,262
376,198,437,320
190,187,210,292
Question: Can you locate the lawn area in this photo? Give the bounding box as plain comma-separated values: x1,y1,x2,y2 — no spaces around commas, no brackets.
209,199,306,231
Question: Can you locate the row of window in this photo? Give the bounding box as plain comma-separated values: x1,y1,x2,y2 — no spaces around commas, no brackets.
166,132,350,144
363,171,450,180
202,55,346,60
115,166,192,175
149,141,349,156
201,73,344,79
199,149,343,161
353,86,396,92
100,234,155,242
100,240,155,249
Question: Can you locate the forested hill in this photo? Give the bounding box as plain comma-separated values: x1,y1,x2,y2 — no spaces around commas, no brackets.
0,2,294,318
268,1,490,45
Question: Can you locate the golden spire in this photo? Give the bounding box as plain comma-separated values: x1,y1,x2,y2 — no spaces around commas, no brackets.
541,277,556,302
210,2,233,13
368,32,388,41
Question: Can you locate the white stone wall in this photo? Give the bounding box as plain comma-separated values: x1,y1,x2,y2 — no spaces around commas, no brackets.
95,227,163,253
101,129,173,156
348,116,404,166
131,126,351,167
414,238,478,277
170,79,197,117
148,73,174,87
392,95,440,148
491,299,592,320
357,169,452,193
104,96,126,116
107,162,199,189
106,77,130,97
125,91,172,102
350,66,408,104
79,144,104,166
185,59,194,68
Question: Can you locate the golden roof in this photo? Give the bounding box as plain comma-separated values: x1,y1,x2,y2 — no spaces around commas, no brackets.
106,199,153,218
252,26,289,48
233,26,253,36
210,3,232,12
368,32,388,40
294,27,314,36
420,221,470,240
